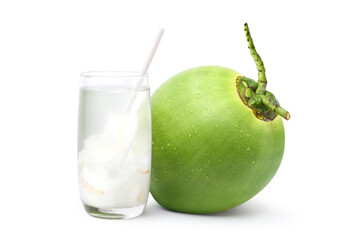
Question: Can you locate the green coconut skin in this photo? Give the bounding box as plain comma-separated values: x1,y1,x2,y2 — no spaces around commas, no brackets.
150,66,285,214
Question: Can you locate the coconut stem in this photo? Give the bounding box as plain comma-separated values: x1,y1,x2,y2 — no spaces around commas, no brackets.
244,23,266,95
259,95,291,120
243,23,291,121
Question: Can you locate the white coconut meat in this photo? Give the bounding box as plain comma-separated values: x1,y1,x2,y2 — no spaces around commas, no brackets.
78,114,151,209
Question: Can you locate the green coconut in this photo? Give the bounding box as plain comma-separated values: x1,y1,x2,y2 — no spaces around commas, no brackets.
150,23,290,214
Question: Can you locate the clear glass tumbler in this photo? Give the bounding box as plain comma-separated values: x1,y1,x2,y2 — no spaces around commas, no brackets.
78,71,151,219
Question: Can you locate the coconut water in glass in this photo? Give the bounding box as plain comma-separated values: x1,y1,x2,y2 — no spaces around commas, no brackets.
78,71,151,219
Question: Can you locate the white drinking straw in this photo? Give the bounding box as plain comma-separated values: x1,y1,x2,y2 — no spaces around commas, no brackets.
119,28,164,163
126,28,165,113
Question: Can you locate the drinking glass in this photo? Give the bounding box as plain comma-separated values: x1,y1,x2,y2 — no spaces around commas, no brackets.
78,71,151,219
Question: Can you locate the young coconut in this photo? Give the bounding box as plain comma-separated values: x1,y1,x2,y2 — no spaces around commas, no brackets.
150,23,290,214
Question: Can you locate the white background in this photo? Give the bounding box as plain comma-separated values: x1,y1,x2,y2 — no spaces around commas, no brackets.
1,0,336,239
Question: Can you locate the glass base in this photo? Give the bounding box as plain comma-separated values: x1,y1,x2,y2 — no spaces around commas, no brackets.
84,204,145,219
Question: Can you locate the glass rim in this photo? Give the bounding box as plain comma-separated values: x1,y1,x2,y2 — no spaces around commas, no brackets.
80,71,149,78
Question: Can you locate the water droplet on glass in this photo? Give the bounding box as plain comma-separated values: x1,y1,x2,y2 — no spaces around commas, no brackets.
215,125,218,128
161,146,164,151
246,134,250,138
247,147,250,151
174,147,177,151
191,125,195,129
190,110,194,114
207,160,210,163
205,174,209,179
252,160,255,164
152,141,155,146
240,130,244,133
200,168,203,171
188,133,192,138
155,177,158,181
194,130,198,134
167,143,170,147
170,160,173,163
